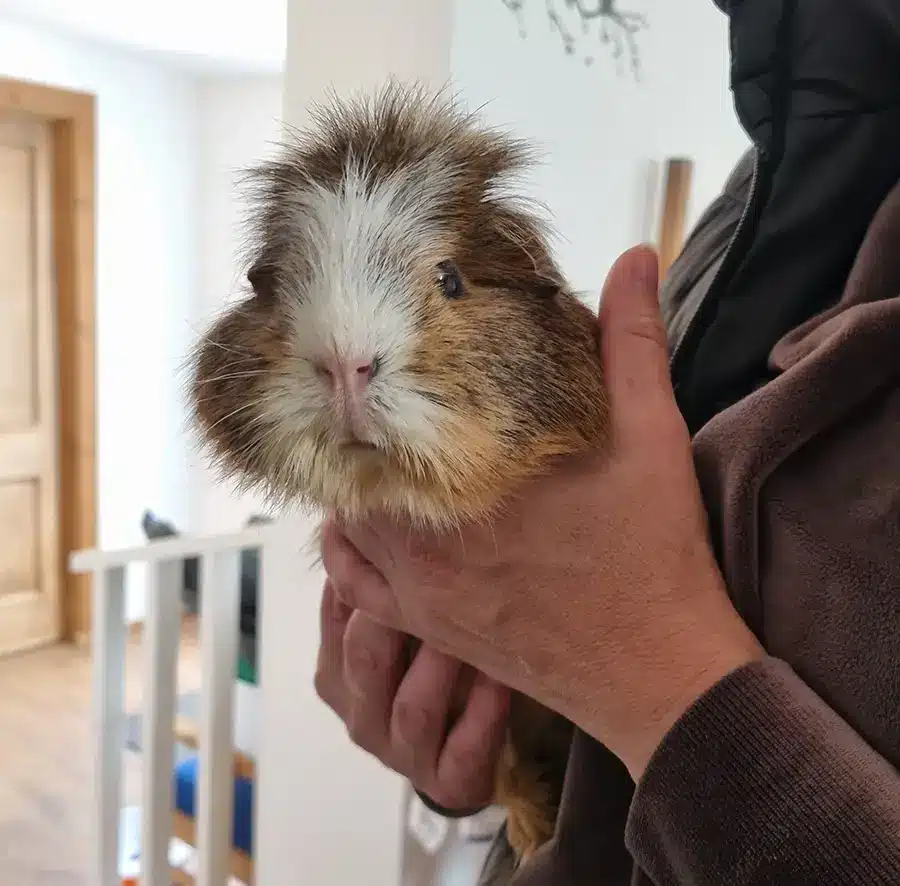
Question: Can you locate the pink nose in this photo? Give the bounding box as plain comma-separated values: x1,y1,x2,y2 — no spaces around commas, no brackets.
316,355,378,395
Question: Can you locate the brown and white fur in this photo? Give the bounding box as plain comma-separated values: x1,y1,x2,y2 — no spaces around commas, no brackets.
188,82,610,869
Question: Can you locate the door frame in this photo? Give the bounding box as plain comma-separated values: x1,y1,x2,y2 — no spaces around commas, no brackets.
658,157,694,277
0,76,96,644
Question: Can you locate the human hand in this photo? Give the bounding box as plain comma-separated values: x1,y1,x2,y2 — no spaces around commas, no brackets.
314,578,511,811
320,244,763,781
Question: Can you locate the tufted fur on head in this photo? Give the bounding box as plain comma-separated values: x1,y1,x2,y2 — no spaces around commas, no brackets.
189,81,609,530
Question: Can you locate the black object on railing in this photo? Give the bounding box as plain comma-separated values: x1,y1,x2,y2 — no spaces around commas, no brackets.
140,510,273,676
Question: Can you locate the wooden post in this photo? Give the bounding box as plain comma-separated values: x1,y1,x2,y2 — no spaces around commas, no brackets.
658,157,693,277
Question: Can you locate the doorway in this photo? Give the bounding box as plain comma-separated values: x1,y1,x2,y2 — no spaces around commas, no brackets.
0,77,96,651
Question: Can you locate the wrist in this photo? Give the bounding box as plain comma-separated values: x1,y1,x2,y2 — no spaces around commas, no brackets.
610,605,763,781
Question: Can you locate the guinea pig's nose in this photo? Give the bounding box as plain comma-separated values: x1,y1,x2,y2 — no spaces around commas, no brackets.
316,354,379,395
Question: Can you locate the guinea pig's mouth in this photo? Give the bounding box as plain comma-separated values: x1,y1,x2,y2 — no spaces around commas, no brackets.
339,439,379,453
331,427,381,454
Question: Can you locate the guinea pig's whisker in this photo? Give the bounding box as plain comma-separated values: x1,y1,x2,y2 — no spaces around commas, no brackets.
200,400,268,435
197,369,270,385
193,336,256,358
195,350,262,365
190,391,263,409
232,440,276,474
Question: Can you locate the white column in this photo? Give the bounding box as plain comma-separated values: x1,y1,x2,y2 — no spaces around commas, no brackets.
255,5,455,884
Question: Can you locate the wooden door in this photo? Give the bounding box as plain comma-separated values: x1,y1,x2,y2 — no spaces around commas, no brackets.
0,113,61,655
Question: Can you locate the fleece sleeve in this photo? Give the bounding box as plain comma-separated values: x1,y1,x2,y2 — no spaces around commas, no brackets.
625,656,900,885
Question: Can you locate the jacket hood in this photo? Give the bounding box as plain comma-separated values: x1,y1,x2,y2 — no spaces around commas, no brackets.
671,0,900,433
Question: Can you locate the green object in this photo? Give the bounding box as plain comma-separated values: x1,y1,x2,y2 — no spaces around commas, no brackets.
238,655,257,685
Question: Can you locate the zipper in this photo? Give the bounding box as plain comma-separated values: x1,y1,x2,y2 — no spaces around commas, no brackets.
669,0,795,416
668,147,761,378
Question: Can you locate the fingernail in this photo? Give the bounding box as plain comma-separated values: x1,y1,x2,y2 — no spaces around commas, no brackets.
627,245,659,290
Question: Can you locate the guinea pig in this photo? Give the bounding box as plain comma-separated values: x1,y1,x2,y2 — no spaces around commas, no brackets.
188,82,611,869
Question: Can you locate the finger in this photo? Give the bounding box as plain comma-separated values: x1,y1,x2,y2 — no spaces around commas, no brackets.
314,580,352,717
333,514,400,579
343,611,408,756
391,646,464,785
599,245,678,436
320,519,404,628
435,672,511,809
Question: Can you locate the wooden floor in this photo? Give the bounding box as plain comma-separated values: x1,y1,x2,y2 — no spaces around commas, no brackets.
0,623,200,885
0,622,501,886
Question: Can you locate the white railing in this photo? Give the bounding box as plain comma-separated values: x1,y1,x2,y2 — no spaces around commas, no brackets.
70,523,280,886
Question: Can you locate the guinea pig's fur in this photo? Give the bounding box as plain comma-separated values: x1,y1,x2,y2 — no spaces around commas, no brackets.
189,83,610,531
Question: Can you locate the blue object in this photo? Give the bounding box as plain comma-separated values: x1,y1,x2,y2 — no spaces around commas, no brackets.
173,755,254,856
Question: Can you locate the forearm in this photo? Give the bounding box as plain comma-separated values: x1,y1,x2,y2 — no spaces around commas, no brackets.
626,656,900,885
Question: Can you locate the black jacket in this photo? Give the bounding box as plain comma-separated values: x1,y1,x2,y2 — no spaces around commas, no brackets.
672,0,900,432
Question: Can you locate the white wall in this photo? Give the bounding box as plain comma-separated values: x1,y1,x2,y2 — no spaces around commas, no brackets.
0,0,286,74
450,0,750,307
0,15,200,620
190,73,284,535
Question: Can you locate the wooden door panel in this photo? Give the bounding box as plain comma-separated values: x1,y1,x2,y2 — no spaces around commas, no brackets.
0,142,38,430
0,114,60,655
0,479,38,594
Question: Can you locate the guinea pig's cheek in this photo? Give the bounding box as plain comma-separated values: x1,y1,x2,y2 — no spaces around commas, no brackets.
261,367,327,436
374,383,445,448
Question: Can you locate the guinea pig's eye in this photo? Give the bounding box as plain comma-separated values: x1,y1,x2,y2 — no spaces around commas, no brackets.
435,260,464,299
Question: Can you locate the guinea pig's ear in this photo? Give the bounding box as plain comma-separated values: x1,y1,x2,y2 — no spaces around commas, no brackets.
246,260,277,301
465,205,564,299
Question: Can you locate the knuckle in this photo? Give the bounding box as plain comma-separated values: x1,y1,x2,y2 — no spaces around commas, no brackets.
626,312,668,348
404,533,431,564
319,530,339,576
320,535,354,592
313,671,347,721
444,744,482,784
404,534,445,577
344,638,381,688
393,698,437,745
313,667,335,707
345,712,374,752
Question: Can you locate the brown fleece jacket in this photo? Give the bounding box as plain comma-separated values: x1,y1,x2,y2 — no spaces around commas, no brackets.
507,162,900,886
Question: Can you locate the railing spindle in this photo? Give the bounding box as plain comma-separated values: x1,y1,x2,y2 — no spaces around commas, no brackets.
196,549,241,886
92,565,127,886
72,523,279,884
141,559,182,885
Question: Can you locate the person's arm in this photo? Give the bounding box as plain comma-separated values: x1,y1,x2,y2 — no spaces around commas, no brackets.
626,657,900,884
631,2,900,877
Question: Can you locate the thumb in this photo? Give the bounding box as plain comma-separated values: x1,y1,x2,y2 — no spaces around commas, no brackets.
599,244,678,437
